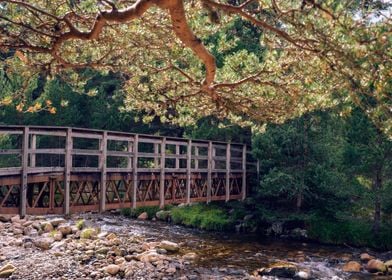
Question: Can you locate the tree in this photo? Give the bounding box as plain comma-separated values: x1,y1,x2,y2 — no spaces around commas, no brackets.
343,108,392,234
0,0,391,133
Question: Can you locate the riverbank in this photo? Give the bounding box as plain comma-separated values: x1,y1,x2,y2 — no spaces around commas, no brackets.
1,212,391,279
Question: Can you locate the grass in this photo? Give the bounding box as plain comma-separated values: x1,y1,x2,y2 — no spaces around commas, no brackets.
170,203,233,231
76,219,85,230
120,205,169,219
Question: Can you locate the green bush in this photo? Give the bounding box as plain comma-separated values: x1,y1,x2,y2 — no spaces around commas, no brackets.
171,204,233,231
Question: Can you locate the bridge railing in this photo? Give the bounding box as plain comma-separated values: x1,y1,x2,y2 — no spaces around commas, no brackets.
0,125,258,216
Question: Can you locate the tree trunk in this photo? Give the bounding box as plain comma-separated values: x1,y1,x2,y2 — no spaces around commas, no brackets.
372,169,382,234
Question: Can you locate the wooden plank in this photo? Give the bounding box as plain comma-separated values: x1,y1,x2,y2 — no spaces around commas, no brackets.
207,141,212,203
28,130,66,137
107,135,134,142
242,144,247,200
175,145,180,169
165,140,188,146
0,167,22,176
30,135,36,168
154,143,159,168
132,135,138,209
226,143,231,202
127,141,133,170
29,148,66,154
0,130,23,135
72,132,102,140
138,137,162,144
106,150,132,157
64,128,72,216
0,149,22,155
159,138,166,209
71,149,101,156
186,139,191,204
99,131,107,213
20,127,29,218
27,167,65,174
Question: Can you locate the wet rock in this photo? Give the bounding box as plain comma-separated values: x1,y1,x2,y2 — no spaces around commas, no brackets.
137,212,148,220
295,270,310,279
57,224,72,236
290,228,308,239
183,252,197,261
342,261,361,272
0,215,11,223
156,210,171,221
159,240,179,252
34,237,54,250
257,261,298,278
360,253,374,262
0,263,16,278
366,259,386,273
41,222,54,233
49,218,66,227
105,264,120,275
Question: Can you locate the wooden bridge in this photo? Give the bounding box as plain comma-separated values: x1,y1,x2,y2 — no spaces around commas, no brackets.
0,126,258,217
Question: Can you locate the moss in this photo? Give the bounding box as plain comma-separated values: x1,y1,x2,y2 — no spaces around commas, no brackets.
80,227,97,239
171,204,233,231
76,219,85,230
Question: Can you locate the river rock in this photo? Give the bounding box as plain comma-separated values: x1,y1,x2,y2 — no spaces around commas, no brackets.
257,262,298,278
366,259,386,273
156,210,171,221
49,218,66,227
106,233,117,240
34,237,54,250
105,264,120,275
57,224,72,236
360,253,374,262
0,263,16,278
342,261,361,272
0,215,11,223
53,231,63,241
296,271,310,279
10,215,20,224
159,240,179,252
137,212,148,220
41,222,54,233
137,251,161,263
183,252,197,261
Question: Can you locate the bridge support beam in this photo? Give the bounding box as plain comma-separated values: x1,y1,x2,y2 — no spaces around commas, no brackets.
99,131,107,213
207,141,212,203
160,138,166,209
20,127,29,218
225,143,231,202
132,135,138,209
64,128,72,216
186,139,192,204
242,144,247,200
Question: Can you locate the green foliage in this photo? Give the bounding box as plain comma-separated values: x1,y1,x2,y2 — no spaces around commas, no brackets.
76,219,85,230
171,204,233,231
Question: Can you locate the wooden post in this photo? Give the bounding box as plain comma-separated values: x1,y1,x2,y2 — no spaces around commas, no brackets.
64,128,72,215
186,139,192,204
242,144,247,200
30,134,36,168
212,146,216,170
225,143,231,202
175,144,180,169
132,135,138,209
160,137,166,208
20,127,29,217
154,143,159,168
207,141,212,203
195,146,199,170
99,131,107,212
127,140,133,170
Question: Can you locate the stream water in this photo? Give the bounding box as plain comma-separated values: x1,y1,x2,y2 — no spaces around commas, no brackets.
83,214,389,280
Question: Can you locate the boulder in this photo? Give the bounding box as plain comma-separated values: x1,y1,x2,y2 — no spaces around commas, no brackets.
366,259,386,273
41,222,54,233
360,253,374,262
49,218,66,227
137,212,148,220
384,260,392,268
33,237,54,250
137,251,161,263
296,271,310,279
342,261,361,272
105,264,120,275
0,215,11,223
10,215,20,224
156,210,171,221
57,224,72,236
0,263,16,278
257,262,298,278
159,240,179,252
53,231,63,241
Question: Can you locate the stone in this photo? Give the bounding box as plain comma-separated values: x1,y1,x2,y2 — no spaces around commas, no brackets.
360,253,374,262
106,233,117,240
97,231,108,239
137,251,161,263
41,222,54,233
257,262,298,278
115,257,125,265
137,212,148,220
49,218,66,227
183,252,197,261
366,259,386,273
57,224,72,236
10,215,20,224
0,263,16,278
34,237,54,250
0,215,11,223
296,271,310,279
342,261,361,272
105,264,120,275
384,260,392,268
159,240,179,252
156,210,171,221
96,247,109,255
53,231,63,241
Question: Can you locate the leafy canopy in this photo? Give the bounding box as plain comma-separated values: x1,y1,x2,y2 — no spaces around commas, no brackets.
0,0,391,134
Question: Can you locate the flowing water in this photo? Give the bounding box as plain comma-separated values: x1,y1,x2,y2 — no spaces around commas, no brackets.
82,214,389,280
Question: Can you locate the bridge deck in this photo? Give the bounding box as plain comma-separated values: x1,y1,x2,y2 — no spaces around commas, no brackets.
0,126,258,216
